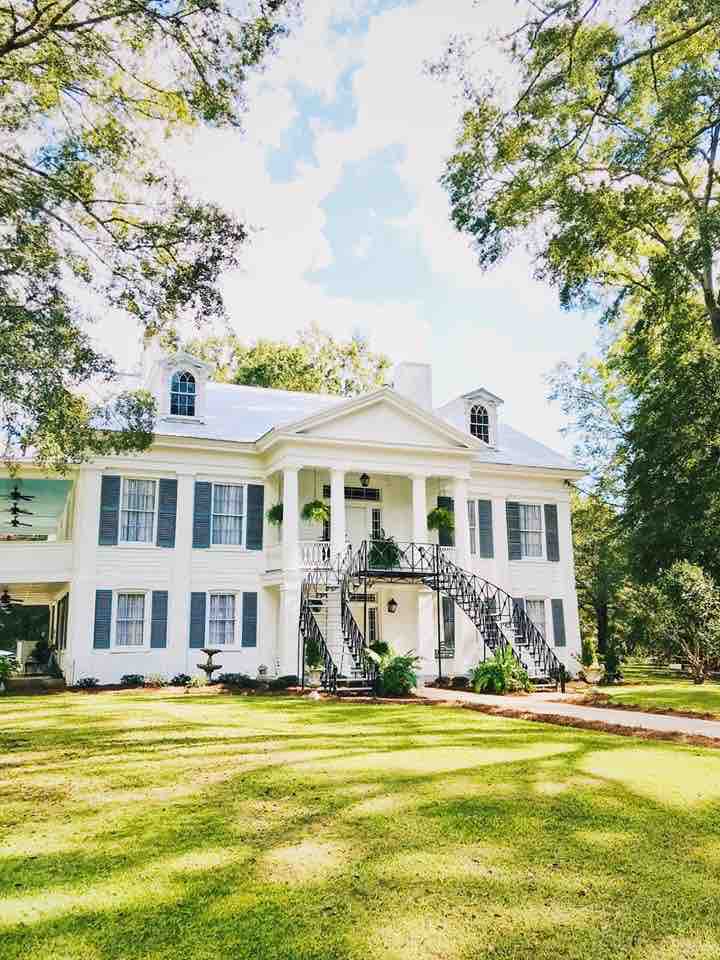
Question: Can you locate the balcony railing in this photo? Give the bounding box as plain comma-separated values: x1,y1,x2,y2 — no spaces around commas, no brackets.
300,540,333,569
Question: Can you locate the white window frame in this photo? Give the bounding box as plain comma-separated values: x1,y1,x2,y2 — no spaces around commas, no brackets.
206,591,241,647
118,477,158,546
169,369,197,418
467,500,477,556
469,403,490,443
515,501,546,561
210,483,247,549
111,589,151,651
367,604,380,646
525,597,547,640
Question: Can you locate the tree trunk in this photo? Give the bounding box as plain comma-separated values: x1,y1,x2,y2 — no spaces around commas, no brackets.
596,603,609,656
710,305,720,343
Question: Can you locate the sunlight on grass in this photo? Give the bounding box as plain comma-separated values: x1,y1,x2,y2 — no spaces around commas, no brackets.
2,691,720,959
598,681,720,717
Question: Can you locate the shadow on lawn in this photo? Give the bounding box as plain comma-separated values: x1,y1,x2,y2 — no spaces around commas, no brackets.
2,694,720,959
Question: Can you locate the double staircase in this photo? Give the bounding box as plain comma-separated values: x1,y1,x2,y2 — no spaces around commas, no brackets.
298,542,565,694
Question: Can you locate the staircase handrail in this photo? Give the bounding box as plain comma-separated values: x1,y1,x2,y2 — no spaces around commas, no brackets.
338,543,379,685
299,560,342,692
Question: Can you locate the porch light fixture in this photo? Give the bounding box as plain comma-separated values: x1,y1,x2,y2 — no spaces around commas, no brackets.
387,597,398,614
359,473,370,488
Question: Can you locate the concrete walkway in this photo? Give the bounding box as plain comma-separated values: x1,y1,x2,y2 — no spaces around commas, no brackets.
418,685,720,740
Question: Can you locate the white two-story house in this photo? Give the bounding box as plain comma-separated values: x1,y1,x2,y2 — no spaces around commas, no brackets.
0,341,584,688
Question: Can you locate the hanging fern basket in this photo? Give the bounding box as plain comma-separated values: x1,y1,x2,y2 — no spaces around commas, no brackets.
427,507,455,534
266,503,284,526
301,499,330,524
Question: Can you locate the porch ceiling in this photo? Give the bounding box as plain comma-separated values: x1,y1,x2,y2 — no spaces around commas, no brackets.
0,582,69,605
0,479,71,537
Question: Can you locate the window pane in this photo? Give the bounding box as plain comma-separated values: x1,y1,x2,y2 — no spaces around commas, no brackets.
211,484,244,545
209,593,235,645
120,479,155,543
526,600,546,638
467,501,477,555
116,593,145,646
170,372,196,416
518,504,542,558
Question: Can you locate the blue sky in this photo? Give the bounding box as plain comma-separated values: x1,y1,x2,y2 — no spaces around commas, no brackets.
105,0,598,454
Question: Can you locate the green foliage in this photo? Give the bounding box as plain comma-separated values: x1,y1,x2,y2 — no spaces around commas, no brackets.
471,647,530,695
644,561,720,684
0,654,19,682
144,674,166,688
268,675,299,691
170,674,192,687
426,507,455,534
442,2,720,342
368,535,401,569
266,503,284,526
217,673,261,689
580,634,597,669
301,500,330,524
304,634,323,670
120,674,144,688
369,641,390,658
75,677,99,689
367,648,421,696
0,604,49,650
0,2,292,468
185,324,390,396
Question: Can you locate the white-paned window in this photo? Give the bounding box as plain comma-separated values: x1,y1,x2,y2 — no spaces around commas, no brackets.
170,371,196,417
211,484,245,546
468,500,477,555
120,478,157,543
469,404,490,443
518,503,543,559
209,593,236,646
115,593,146,647
368,606,379,646
526,599,546,639
371,508,383,541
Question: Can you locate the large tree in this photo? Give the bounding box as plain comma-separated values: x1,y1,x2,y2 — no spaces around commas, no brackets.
442,1,720,340
0,1,293,470
185,326,391,396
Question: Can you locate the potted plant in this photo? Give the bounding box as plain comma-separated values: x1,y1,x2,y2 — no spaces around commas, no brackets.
427,507,455,537
304,634,324,687
266,503,283,526
301,499,330,524
368,533,401,569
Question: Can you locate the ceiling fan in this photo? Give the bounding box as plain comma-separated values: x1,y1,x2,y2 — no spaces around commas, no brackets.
0,588,23,615
2,485,35,503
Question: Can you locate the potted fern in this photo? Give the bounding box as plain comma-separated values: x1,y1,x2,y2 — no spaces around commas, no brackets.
427,506,454,537
368,533,401,569
301,499,330,524
266,503,283,526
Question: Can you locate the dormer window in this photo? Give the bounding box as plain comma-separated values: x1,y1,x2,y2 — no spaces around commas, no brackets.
469,404,490,443
170,371,196,417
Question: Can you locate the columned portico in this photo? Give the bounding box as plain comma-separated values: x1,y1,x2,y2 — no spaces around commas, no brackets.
411,474,428,543
330,468,346,561
282,466,299,571
452,476,470,567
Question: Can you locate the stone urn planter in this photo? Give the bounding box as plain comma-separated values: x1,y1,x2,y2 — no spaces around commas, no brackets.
307,667,323,688
583,662,604,685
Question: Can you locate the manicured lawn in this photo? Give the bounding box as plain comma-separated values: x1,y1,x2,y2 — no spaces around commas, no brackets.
2,692,720,960
594,681,720,718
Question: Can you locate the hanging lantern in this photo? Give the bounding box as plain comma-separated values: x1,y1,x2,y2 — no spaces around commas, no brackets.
387,597,398,614
359,473,370,488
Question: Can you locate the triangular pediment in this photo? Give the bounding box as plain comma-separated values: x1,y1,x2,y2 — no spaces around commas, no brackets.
278,389,477,450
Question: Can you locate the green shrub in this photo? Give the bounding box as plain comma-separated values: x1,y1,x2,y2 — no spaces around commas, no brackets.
450,676,470,690
120,674,144,687
144,674,166,688
580,635,596,668
217,673,260,689
368,648,422,696
304,634,323,669
76,677,99,689
170,673,192,686
268,674,299,690
369,640,390,657
0,655,19,682
368,535,401,569
471,647,530,694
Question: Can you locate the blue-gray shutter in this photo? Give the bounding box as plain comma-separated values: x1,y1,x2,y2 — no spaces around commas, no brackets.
93,590,112,649
545,504,560,561
478,500,494,558
150,591,168,648
156,479,177,548
506,501,522,560
242,592,258,647
437,496,454,547
551,599,566,647
192,481,211,548
98,476,120,545
246,484,265,550
189,592,206,648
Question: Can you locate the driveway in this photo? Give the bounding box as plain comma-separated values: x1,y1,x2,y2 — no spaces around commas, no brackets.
418,685,720,741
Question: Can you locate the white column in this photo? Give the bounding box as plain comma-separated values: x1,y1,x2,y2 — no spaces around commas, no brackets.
452,477,470,567
411,474,428,543
66,468,101,684
330,469,345,559
279,583,301,675
282,467,299,571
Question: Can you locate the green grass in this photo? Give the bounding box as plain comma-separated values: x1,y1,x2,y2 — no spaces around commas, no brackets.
594,681,720,718
3,692,720,960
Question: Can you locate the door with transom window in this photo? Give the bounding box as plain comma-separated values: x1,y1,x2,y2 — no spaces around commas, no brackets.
345,504,383,549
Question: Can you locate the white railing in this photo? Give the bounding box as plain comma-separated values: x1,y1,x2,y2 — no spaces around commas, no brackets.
300,540,333,568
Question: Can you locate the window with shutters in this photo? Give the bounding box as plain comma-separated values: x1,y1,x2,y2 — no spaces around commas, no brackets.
518,503,544,559
170,371,196,417
525,599,546,639
467,501,477,555
114,592,148,647
208,593,237,646
120,478,157,544
211,483,245,546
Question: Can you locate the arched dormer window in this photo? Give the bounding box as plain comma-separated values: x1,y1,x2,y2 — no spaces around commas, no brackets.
469,404,490,443
170,371,196,417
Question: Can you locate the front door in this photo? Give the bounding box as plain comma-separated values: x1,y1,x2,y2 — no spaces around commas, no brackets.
345,505,382,549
